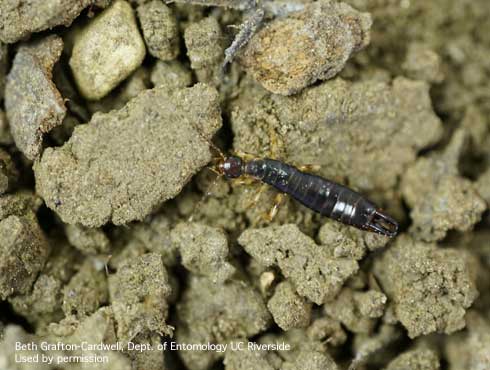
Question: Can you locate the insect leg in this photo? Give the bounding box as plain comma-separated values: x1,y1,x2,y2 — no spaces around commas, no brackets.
231,176,257,186
205,166,221,176
264,193,285,221
297,164,321,173
267,126,286,159
245,183,268,209
231,149,257,161
251,192,285,227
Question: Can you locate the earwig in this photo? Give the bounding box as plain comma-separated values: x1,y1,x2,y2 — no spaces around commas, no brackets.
215,155,399,237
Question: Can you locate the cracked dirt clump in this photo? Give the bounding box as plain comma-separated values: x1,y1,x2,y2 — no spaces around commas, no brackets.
184,16,225,84
402,42,444,83
224,343,275,370
47,307,132,369
108,253,173,343
4,35,66,160
445,312,490,370
34,83,221,227
0,0,110,43
0,148,18,195
373,235,478,338
8,241,79,330
402,129,487,241
267,281,312,331
176,275,271,370
137,0,180,61
318,220,389,260
240,0,372,95
62,259,108,319
324,288,386,334
384,348,440,370
0,192,50,300
171,222,235,283
64,224,110,255
150,60,193,89
238,224,359,304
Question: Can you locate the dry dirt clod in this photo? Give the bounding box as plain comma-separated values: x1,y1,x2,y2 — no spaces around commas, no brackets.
8,242,79,330
0,213,50,300
384,348,440,370
184,16,225,84
324,288,386,334
150,60,193,89
64,224,110,255
108,253,173,343
373,235,478,338
5,35,66,160
171,222,236,283
0,325,52,370
238,224,359,304
445,311,490,370
0,148,17,194
318,220,389,260
137,0,180,61
402,42,444,84
402,129,487,241
0,0,110,44
267,281,312,331
47,307,132,369
240,0,372,95
62,259,108,319
224,343,275,370
282,349,339,370
176,275,271,370
34,83,221,227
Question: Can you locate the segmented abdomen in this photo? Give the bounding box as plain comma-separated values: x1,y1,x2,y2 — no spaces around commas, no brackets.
245,159,374,226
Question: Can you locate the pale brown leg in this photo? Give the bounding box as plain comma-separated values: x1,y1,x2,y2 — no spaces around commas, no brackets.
297,164,321,173
253,193,286,227
206,166,221,176
245,183,268,209
232,150,257,161
231,176,257,186
268,127,285,159
264,193,285,221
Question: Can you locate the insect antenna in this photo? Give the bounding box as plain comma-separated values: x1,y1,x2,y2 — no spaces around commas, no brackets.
191,116,227,163
188,168,223,222
188,117,229,221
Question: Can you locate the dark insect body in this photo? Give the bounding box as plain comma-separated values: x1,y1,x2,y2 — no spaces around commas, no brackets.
218,156,399,237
